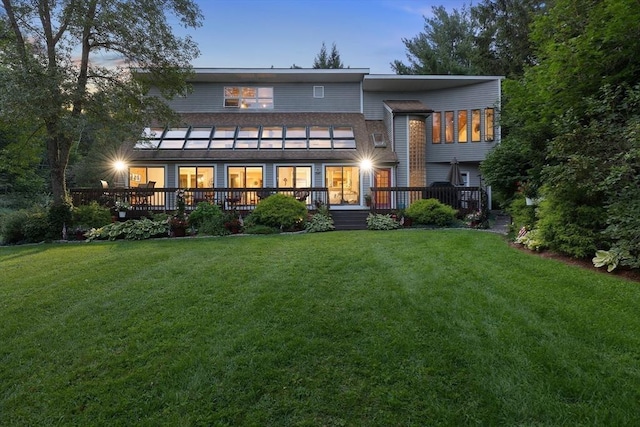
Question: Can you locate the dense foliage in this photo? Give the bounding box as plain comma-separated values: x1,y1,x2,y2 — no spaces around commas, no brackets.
405,198,457,226
366,213,401,230
246,194,307,231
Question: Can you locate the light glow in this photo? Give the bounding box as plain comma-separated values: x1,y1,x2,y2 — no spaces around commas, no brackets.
360,159,373,171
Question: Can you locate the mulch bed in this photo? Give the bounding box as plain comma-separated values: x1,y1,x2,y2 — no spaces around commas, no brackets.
508,242,640,283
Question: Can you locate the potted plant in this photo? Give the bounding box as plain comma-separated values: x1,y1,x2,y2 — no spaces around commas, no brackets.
115,200,130,218
169,188,189,237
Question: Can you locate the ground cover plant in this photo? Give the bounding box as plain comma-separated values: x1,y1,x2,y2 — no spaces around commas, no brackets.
1,231,639,425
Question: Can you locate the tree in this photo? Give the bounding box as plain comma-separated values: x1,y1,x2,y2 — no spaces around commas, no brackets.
471,0,544,78
312,42,344,69
0,0,202,206
391,5,477,75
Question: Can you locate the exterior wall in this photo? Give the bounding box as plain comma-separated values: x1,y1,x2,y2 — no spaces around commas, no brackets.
157,82,361,114
393,116,409,187
427,162,483,187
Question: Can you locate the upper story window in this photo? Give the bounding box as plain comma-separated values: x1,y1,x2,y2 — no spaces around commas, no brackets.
485,108,495,141
224,86,273,109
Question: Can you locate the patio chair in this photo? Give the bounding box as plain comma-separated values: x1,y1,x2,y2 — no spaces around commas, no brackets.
294,190,309,202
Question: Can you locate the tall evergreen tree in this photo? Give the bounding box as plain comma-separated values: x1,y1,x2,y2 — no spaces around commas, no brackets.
312,42,345,69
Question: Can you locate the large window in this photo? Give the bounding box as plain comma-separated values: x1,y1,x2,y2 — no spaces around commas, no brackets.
326,166,360,205
277,166,312,188
471,109,481,142
224,87,273,109
458,111,468,143
485,108,495,141
129,166,164,188
228,166,263,188
136,125,355,150
178,167,214,188
445,111,454,143
432,112,441,144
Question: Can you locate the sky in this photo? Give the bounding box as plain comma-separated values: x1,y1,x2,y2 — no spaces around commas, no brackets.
184,0,470,74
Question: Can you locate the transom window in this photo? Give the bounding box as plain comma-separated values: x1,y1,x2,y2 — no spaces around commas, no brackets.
136,125,356,150
224,86,273,109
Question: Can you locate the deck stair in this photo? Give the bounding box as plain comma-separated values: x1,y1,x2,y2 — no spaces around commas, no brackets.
330,210,370,230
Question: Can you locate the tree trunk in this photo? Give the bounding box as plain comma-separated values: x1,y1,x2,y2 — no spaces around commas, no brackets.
46,127,72,206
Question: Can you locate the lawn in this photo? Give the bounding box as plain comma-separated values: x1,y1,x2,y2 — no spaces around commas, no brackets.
1,230,639,425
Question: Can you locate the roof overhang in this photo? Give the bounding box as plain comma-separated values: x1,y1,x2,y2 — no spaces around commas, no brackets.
184,68,370,84
363,75,503,92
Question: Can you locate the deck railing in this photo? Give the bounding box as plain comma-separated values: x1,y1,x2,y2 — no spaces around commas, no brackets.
369,186,486,216
70,186,487,217
70,187,330,214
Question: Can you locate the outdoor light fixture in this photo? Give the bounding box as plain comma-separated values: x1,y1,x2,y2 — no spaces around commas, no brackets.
360,158,373,171
113,160,126,171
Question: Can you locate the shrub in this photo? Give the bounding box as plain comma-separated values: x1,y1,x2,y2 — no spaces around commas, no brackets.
366,213,401,230
0,207,51,244
244,224,279,234
305,210,335,233
506,195,537,233
47,202,73,240
87,218,168,241
405,198,457,226
197,215,228,236
73,202,112,229
248,193,307,231
188,202,223,229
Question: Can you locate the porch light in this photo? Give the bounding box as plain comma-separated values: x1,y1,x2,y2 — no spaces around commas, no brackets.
360,158,373,171
113,160,127,171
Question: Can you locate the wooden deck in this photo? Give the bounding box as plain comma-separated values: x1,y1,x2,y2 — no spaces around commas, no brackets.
70,186,487,217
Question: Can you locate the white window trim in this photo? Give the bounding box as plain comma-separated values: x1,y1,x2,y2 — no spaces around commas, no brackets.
313,86,324,98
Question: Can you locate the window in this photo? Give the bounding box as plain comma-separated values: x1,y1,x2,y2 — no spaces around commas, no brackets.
184,127,212,149
309,126,331,148
313,86,324,98
228,166,263,188
409,119,426,187
458,111,468,143
445,111,454,143
277,166,312,188
179,167,214,188
471,110,481,142
235,126,259,149
159,127,188,149
136,127,164,148
260,126,283,149
224,86,273,109
326,166,360,205
211,126,236,149
284,126,307,149
332,126,356,148
432,113,441,144
485,108,495,141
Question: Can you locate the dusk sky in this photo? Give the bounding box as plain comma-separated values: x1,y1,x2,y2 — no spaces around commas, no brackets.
185,0,471,73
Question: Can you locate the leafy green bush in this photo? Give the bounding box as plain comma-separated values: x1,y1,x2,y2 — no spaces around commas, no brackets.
0,207,51,244
73,202,112,229
47,202,73,240
405,198,457,226
22,209,50,243
536,195,605,259
506,196,537,233
366,213,401,230
197,215,228,236
188,202,223,229
247,193,307,231
87,219,168,241
244,224,279,234
305,210,335,233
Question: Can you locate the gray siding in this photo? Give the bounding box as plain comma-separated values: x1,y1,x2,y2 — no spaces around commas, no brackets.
158,82,361,114
426,163,482,187
394,116,409,187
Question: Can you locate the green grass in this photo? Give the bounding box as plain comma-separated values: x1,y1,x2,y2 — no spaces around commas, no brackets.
1,230,639,425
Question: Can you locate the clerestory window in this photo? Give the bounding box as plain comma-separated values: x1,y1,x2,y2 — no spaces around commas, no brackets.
224,86,273,109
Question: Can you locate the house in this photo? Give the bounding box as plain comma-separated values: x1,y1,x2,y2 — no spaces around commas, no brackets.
115,68,501,215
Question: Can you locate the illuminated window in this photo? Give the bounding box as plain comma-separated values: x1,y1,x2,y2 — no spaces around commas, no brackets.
458,111,468,143
277,166,312,188
432,113,441,144
471,110,481,142
179,167,214,188
485,108,495,141
445,111,454,143
228,166,263,188
224,86,273,109
325,166,360,205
